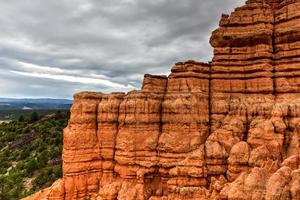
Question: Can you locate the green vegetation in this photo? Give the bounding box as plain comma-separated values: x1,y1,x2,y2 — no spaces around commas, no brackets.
0,110,69,121
0,111,69,199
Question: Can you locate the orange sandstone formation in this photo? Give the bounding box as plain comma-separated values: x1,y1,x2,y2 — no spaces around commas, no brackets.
25,0,300,199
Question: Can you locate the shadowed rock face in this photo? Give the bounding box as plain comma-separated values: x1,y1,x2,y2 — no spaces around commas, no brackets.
24,0,300,199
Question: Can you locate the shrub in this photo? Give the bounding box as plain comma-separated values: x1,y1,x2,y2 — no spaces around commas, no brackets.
26,159,38,175
18,115,25,122
29,112,39,123
20,148,30,160
37,151,48,168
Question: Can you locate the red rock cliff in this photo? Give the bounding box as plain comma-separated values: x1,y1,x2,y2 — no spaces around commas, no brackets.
25,0,300,199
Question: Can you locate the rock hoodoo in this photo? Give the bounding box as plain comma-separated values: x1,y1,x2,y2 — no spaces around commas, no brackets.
25,0,300,199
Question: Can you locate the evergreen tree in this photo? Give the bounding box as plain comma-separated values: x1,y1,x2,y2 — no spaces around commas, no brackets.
29,112,39,123
18,115,25,122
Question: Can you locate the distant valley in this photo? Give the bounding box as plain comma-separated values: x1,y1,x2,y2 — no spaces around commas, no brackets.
0,98,72,110
0,98,72,120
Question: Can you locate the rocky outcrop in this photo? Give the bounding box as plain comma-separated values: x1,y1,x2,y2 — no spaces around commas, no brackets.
25,0,300,199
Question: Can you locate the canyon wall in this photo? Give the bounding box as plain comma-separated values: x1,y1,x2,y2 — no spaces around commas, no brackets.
25,0,300,199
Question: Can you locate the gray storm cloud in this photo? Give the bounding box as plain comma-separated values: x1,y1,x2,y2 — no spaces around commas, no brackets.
0,0,244,98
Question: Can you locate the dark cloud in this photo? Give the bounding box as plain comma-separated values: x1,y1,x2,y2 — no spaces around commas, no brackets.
0,0,244,98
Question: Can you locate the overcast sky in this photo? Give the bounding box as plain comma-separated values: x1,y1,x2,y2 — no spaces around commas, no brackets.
0,0,244,99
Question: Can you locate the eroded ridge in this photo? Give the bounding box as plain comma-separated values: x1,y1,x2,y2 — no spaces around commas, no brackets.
25,0,300,199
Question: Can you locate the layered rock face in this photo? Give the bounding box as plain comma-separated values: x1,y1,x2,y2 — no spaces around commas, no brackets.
25,0,300,199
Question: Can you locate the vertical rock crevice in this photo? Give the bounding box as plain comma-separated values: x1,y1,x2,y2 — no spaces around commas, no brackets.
113,96,122,177
208,62,212,136
157,78,168,156
272,7,277,97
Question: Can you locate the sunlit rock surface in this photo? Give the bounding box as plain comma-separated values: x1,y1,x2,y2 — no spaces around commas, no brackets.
25,0,300,199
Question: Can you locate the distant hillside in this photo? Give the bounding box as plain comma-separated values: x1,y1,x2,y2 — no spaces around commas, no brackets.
0,111,69,199
0,98,72,111
0,110,68,121
0,98,72,104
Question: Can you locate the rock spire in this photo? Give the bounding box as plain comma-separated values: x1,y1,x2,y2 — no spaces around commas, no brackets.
25,0,300,199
